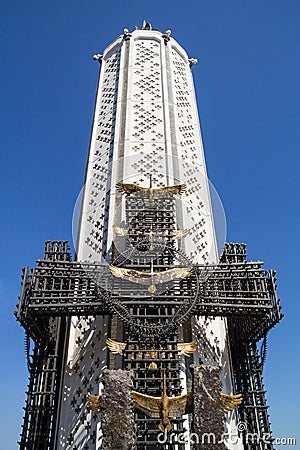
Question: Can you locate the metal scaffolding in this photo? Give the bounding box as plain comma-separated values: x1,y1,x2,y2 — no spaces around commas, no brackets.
15,238,282,449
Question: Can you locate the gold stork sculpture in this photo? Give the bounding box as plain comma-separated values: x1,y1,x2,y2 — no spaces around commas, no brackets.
109,261,193,294
85,368,242,424
116,175,186,203
132,370,192,432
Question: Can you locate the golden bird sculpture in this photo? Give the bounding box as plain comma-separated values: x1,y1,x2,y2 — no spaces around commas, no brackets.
86,393,101,414
132,370,192,432
106,338,127,355
109,261,193,293
220,393,243,412
116,175,186,203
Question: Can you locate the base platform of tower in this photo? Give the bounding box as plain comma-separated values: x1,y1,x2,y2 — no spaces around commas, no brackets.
15,22,283,450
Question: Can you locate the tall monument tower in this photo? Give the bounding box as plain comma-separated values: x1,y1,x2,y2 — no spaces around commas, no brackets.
16,22,282,450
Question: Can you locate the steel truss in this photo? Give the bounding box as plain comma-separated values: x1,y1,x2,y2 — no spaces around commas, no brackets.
16,237,282,449
18,317,67,450
224,244,279,450
17,248,281,341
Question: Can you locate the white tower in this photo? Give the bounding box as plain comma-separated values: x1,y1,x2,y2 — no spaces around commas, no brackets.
57,22,242,449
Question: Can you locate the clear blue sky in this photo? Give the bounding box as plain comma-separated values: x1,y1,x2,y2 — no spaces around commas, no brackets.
1,1,299,448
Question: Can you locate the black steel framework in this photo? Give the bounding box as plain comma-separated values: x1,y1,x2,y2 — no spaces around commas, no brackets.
16,211,282,449
120,197,187,448
17,253,280,337
19,317,67,450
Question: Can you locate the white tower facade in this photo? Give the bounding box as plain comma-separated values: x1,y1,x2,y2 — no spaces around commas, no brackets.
57,24,242,449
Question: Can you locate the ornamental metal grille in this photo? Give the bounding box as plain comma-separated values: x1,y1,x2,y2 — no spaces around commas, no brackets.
16,236,282,449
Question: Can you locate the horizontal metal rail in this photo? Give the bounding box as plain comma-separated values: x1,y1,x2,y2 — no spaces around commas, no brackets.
16,242,283,343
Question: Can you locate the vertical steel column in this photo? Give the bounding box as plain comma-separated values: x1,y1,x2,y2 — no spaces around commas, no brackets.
18,318,67,450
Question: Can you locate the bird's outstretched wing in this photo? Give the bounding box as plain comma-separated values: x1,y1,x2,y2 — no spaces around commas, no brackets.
113,224,128,236
116,182,146,194
106,338,127,355
168,393,193,417
173,229,189,240
157,184,186,196
116,181,186,197
177,340,197,356
109,265,128,279
132,391,161,418
153,267,193,284
220,393,243,411
86,394,101,413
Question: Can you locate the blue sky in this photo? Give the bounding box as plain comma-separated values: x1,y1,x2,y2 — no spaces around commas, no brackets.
1,1,299,448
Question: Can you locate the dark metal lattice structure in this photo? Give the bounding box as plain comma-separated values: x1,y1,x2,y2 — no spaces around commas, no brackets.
16,236,282,449
113,196,188,448
17,251,280,334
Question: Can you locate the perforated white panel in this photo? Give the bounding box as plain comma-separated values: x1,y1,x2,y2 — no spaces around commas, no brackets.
57,28,240,450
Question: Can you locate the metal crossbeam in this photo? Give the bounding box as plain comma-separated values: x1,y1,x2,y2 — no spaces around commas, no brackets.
16,244,282,343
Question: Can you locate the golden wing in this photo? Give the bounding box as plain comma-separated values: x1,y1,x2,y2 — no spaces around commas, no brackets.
154,267,193,284
156,184,187,196
106,338,127,355
86,394,101,413
168,393,193,417
220,393,243,411
177,340,197,356
113,224,128,236
116,181,145,194
132,391,161,418
109,265,141,279
173,229,189,240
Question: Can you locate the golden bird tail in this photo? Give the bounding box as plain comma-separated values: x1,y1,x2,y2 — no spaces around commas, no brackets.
158,418,172,433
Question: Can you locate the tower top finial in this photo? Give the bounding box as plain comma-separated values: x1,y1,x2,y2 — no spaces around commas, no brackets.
142,20,152,30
